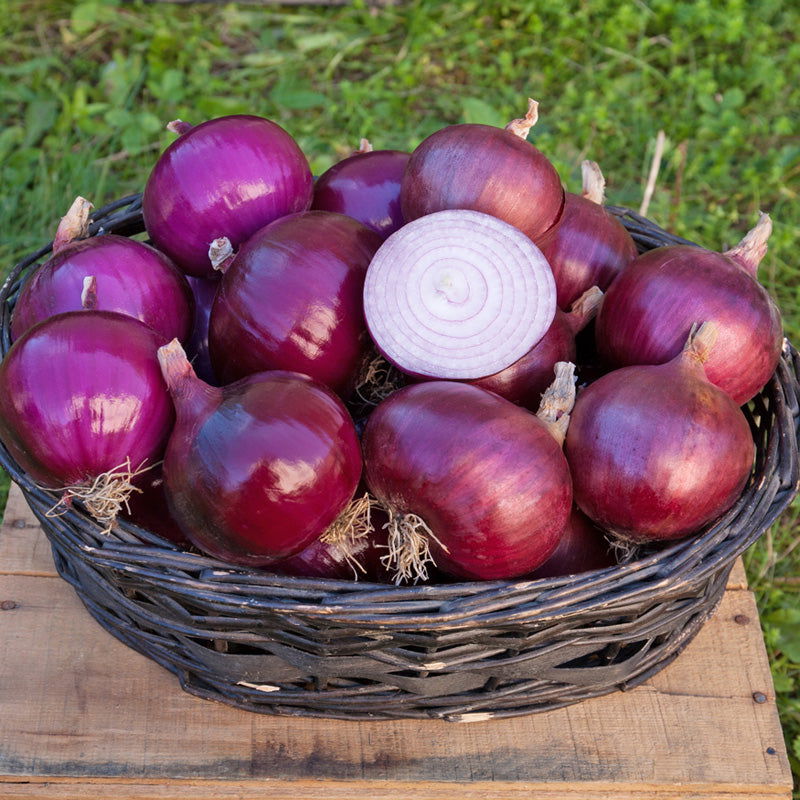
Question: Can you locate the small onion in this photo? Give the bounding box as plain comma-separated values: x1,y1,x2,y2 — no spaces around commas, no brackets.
565,323,755,542
143,115,313,277
364,209,557,380
595,214,783,404
401,99,564,242
158,340,362,566
537,161,638,309
209,211,382,396
11,197,193,343
0,312,174,527
311,138,410,238
362,364,575,581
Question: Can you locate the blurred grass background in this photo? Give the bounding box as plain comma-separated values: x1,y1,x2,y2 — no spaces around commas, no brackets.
1,0,798,789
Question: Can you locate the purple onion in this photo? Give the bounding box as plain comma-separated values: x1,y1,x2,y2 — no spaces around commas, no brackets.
595,214,783,404
157,341,363,566
311,139,410,238
209,211,382,396
184,275,219,385
143,115,313,277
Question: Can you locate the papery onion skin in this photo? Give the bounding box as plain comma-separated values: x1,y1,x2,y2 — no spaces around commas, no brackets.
10,236,194,344
527,508,614,578
209,211,382,396
363,381,572,580
312,148,410,238
565,330,755,542
185,275,219,385
0,312,173,488
401,123,564,242
159,344,362,566
595,222,782,405
143,115,313,277
538,189,637,309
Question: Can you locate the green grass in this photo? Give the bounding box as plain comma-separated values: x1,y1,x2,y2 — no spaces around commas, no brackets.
1,0,799,790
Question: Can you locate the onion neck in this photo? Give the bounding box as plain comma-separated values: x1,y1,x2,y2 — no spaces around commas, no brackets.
166,119,193,136
566,286,603,334
158,339,222,423
209,237,236,273
581,161,606,205
681,321,718,368
53,196,93,254
356,138,373,154
536,361,576,446
723,213,771,277
504,98,539,140
81,276,98,310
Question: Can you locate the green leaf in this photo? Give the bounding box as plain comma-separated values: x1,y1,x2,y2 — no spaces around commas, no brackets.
292,32,343,52
23,99,58,149
271,83,327,111
462,97,505,127
70,1,118,36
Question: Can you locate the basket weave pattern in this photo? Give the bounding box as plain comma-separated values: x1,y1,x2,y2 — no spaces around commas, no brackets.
1,196,798,722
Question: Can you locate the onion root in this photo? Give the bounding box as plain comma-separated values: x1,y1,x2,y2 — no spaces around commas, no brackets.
319,492,375,578
380,509,448,585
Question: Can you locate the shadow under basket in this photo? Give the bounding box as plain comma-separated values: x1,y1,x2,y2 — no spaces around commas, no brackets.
1,195,798,722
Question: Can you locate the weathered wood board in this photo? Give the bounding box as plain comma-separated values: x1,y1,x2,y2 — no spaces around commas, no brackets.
0,483,792,799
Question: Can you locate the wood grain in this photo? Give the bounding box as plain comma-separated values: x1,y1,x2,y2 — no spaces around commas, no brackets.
0,483,792,799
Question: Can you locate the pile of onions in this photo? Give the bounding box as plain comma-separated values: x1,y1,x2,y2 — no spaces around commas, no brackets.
538,161,638,309
401,100,564,242
312,139,409,239
364,209,556,380
595,214,782,404
157,340,362,566
362,364,576,581
0,312,174,528
565,323,755,542
143,115,313,277
209,211,382,396
11,197,193,344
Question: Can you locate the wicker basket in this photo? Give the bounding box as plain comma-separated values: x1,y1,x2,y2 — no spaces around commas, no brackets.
1,195,798,722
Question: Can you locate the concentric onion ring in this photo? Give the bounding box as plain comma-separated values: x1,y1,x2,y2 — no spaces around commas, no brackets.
364,210,556,379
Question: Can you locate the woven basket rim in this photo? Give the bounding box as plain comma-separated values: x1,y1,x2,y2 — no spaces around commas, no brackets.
1,195,798,632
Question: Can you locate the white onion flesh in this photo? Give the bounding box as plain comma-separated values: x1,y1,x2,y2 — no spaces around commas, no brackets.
364,210,556,379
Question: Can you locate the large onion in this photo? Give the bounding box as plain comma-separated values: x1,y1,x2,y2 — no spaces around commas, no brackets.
595,214,782,404
362,364,575,581
209,211,382,396
364,209,557,380
158,340,362,566
565,323,755,542
401,99,564,242
11,197,193,343
143,115,313,277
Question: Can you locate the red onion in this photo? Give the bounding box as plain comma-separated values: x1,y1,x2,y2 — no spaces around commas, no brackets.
362,364,575,581
595,214,783,404
565,323,755,542
143,115,313,277
0,312,174,527
209,211,382,396
528,508,615,579
537,161,638,309
185,275,219,385
311,139,410,239
11,197,193,343
157,341,362,566
401,100,564,242
364,209,557,380
468,286,602,408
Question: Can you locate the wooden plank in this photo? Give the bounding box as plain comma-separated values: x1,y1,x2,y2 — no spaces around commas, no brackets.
0,481,792,799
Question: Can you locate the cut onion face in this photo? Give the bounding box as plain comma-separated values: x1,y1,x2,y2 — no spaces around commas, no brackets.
364,210,556,379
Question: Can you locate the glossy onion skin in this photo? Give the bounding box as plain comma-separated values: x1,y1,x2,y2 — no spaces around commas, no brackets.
528,508,615,579
363,382,572,580
122,467,190,546
595,246,783,404
401,124,565,243
209,211,382,396
538,193,637,309
468,308,577,410
164,370,362,566
311,149,410,238
0,312,173,487
185,275,219,385
10,236,194,343
565,358,755,542
143,115,313,277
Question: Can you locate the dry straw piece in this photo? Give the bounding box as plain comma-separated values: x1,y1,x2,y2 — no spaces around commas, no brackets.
1,195,798,722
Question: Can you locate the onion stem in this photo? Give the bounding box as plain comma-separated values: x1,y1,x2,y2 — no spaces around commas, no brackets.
53,196,93,254
536,361,577,445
